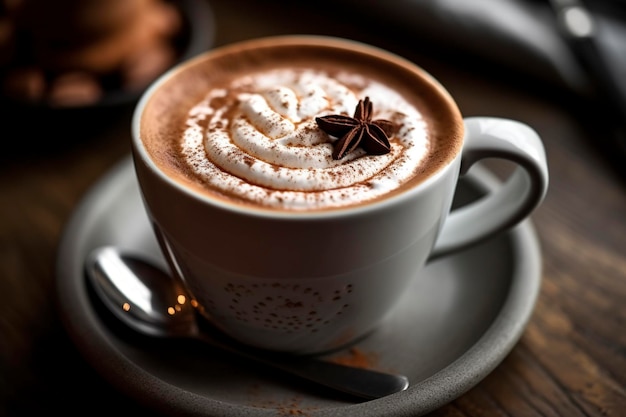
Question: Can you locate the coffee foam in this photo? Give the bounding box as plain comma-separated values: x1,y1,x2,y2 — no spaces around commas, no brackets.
139,36,464,211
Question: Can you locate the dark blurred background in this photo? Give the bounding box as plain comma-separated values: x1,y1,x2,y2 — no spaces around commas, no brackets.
2,0,625,178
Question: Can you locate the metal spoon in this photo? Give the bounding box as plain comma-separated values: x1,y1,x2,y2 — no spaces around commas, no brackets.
84,246,409,400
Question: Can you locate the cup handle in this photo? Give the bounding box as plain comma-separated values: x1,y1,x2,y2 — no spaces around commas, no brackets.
430,117,549,259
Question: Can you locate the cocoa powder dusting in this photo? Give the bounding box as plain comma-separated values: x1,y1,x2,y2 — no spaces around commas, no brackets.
328,347,379,369
246,385,318,417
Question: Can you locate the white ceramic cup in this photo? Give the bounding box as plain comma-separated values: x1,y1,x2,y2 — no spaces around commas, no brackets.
131,36,548,354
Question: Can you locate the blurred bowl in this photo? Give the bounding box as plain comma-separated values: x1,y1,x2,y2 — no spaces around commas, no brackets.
1,0,215,154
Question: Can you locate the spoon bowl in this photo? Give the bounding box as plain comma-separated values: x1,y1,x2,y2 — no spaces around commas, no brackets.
86,247,199,339
85,246,410,400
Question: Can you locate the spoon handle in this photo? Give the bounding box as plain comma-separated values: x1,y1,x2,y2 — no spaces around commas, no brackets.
254,353,411,400
195,330,409,400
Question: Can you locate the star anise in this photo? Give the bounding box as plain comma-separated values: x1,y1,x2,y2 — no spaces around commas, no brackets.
315,97,395,160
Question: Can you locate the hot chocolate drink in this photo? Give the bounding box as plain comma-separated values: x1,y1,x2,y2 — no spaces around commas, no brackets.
133,35,547,353
138,36,464,211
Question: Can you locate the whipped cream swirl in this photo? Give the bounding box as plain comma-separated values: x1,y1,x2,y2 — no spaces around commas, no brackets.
181,69,430,210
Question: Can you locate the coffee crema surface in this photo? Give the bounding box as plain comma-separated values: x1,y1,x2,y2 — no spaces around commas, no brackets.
139,37,463,211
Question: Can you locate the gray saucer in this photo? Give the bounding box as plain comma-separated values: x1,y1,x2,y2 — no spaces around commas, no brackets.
55,156,542,417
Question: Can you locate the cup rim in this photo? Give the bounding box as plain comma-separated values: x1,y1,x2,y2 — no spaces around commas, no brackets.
131,35,465,220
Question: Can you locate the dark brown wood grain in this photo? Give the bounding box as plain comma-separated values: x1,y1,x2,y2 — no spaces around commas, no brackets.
1,1,625,416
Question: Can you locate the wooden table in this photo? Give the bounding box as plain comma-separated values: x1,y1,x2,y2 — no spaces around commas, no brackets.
2,1,625,415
